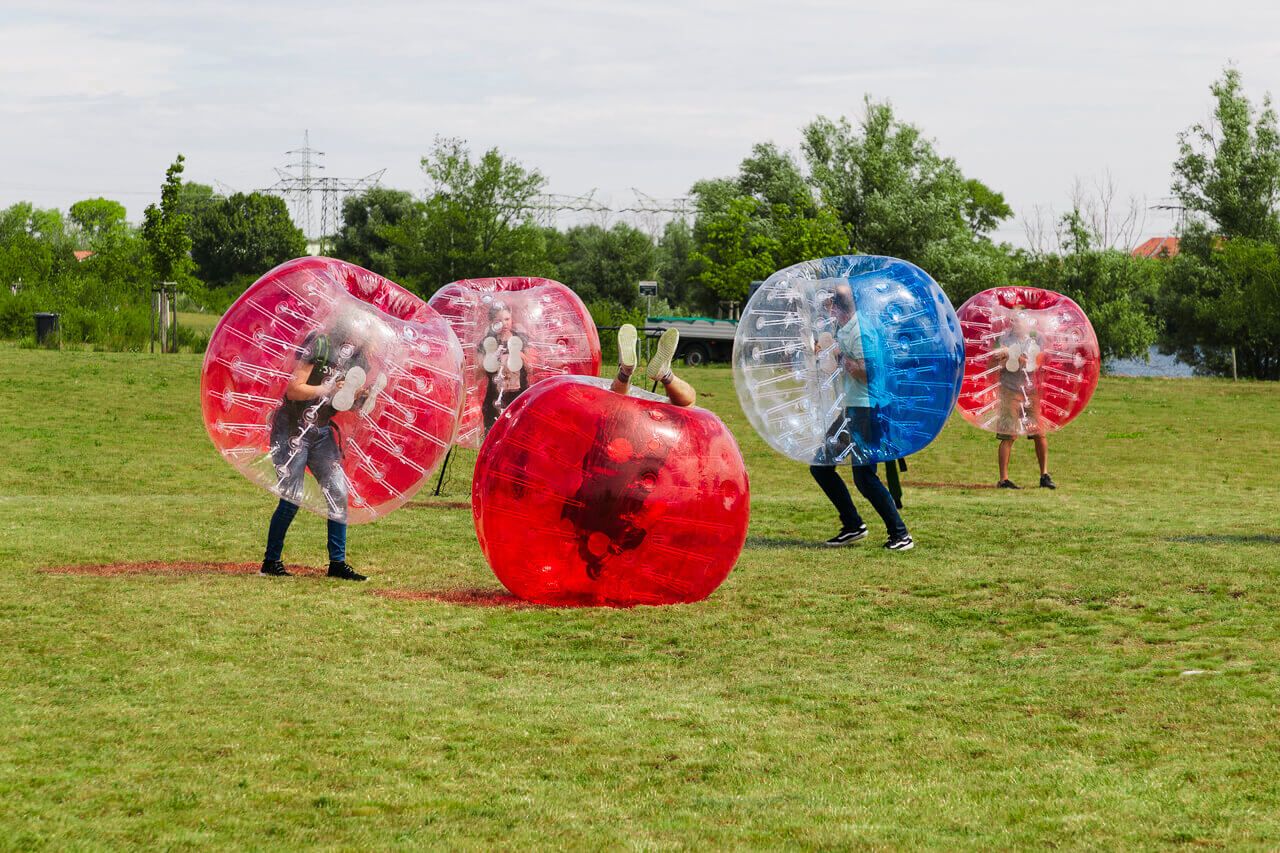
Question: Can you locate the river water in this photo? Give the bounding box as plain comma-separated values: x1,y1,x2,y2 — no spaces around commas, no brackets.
1106,346,1196,378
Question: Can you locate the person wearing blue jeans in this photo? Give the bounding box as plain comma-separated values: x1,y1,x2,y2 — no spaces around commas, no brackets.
260,322,369,580
811,285,914,551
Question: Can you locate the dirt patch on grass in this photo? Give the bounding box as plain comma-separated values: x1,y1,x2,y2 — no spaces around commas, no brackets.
903,480,996,490
373,588,534,608
43,561,326,577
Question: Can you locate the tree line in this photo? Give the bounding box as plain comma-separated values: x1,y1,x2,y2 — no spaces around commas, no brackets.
2,67,1276,378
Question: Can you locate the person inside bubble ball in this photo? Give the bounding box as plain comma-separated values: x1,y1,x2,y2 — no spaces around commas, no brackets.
478,300,534,434
991,310,1055,490
612,323,696,406
810,284,914,551
557,324,696,581
259,309,384,581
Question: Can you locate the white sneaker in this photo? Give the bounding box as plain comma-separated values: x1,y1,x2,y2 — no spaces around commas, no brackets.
618,324,638,372
646,327,680,382
823,525,868,547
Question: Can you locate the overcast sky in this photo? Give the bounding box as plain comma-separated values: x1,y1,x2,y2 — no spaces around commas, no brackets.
3,0,1278,247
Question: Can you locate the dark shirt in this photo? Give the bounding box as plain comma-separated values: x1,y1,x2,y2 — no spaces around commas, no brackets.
279,331,368,429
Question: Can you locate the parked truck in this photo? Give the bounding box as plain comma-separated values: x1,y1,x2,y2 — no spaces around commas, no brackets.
643,315,738,366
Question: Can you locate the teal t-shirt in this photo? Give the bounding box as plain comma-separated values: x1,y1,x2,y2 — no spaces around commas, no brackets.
835,313,889,408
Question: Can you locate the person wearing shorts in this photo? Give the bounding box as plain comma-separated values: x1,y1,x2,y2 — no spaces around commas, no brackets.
992,312,1055,489
810,285,913,551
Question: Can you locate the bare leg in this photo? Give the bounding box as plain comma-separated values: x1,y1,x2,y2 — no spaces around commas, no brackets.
613,323,638,396
998,438,1014,482
1033,435,1049,476
662,374,696,407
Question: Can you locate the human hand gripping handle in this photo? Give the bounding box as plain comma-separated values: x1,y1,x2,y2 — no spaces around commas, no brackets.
331,366,367,412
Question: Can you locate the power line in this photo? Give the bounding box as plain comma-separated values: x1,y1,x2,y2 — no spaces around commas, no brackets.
258,131,386,245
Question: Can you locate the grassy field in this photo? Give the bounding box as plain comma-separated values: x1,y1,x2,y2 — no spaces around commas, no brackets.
176,311,220,335
2,347,1278,849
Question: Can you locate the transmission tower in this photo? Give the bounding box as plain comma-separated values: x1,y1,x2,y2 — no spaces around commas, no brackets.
261,131,386,248
531,188,691,236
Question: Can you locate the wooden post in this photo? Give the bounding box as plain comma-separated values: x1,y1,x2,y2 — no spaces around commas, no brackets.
1231,347,1238,381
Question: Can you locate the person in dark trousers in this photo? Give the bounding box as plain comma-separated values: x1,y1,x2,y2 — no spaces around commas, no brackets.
260,311,375,580
810,285,914,551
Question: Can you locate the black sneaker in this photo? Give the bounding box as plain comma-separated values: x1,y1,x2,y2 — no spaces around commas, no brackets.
824,525,869,547
259,560,290,577
327,562,367,581
884,535,915,552
996,479,1020,489
1039,473,1057,490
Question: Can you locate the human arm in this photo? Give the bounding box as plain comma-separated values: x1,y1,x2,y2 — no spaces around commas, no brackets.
284,362,342,401
841,355,869,382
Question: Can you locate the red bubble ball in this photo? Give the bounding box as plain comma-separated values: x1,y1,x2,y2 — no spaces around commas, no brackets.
201,257,465,523
428,277,601,448
472,376,751,607
956,286,1101,435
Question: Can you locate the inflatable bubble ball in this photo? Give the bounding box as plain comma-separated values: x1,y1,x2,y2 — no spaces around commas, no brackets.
201,257,465,523
956,286,1100,436
428,277,601,448
733,255,964,466
472,375,750,607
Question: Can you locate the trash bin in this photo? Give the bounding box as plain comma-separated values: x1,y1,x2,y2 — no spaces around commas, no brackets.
34,312,60,346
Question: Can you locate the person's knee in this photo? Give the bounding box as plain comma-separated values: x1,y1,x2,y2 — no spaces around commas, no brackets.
851,465,880,494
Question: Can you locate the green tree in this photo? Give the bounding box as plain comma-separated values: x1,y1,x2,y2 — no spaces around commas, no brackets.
68,197,151,307
189,192,306,287
175,182,218,224
332,187,422,278
1161,67,1280,378
800,100,1015,303
1012,212,1162,362
399,137,551,293
690,143,850,303
802,100,974,259
142,154,195,289
963,179,1014,238
655,219,699,311
0,203,77,291
1160,234,1280,378
555,223,657,307
69,198,127,241
1173,67,1280,241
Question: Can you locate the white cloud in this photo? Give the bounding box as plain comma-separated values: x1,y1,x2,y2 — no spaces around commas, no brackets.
0,23,182,104
2,0,1279,246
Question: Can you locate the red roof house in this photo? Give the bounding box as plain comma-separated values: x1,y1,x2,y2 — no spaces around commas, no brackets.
1131,237,1179,259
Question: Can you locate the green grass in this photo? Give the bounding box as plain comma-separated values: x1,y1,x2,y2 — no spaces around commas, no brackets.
2,347,1279,849
176,311,220,335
